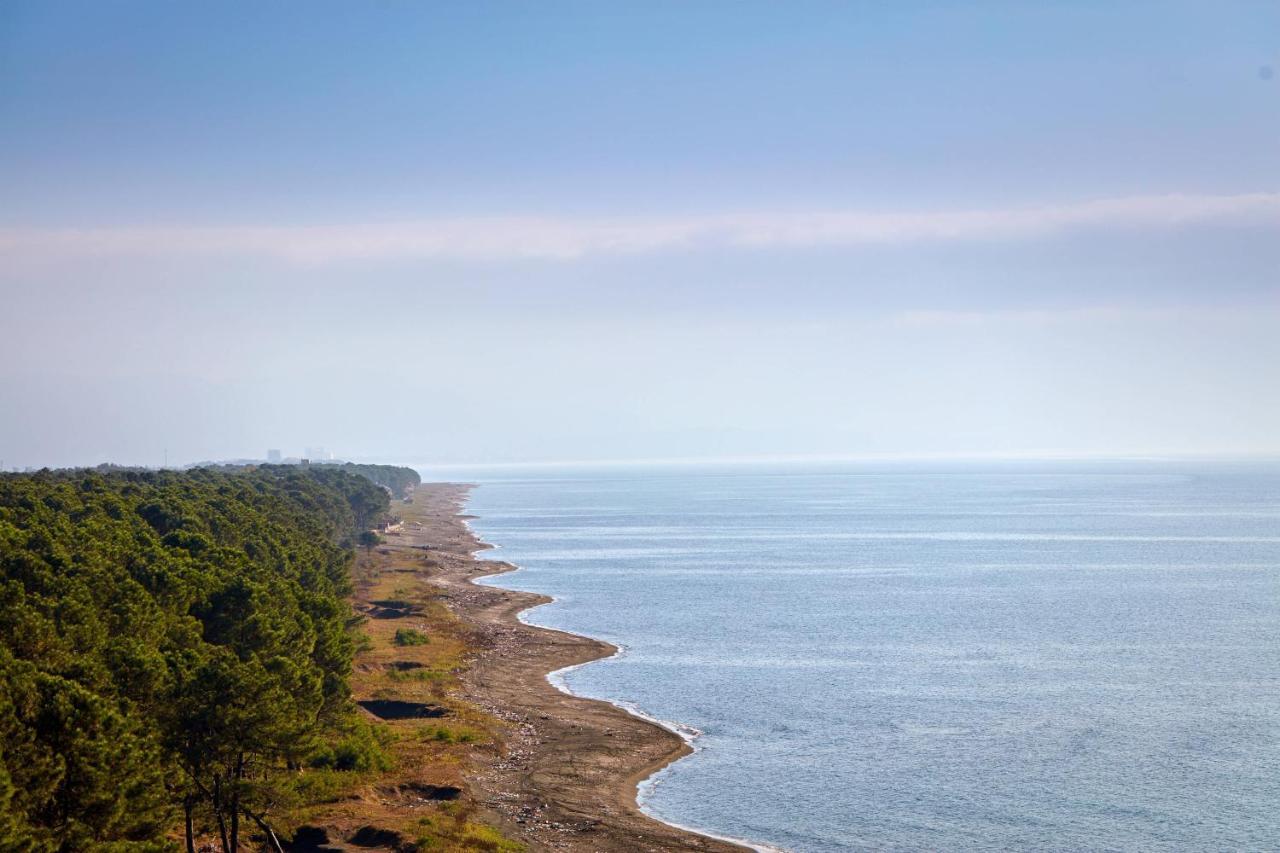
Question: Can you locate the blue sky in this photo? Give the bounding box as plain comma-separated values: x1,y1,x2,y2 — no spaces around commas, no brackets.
1,2,1278,467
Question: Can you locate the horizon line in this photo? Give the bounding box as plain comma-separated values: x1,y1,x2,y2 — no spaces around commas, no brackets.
399,449,1280,472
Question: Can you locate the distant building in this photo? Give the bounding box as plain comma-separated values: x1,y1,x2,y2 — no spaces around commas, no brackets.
304,446,332,461
266,449,282,463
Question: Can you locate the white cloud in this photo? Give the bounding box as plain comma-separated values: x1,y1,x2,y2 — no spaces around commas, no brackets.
1,192,1277,263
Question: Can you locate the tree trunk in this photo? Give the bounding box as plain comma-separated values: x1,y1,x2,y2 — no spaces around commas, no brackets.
184,796,196,853
229,754,243,852
214,778,231,853
242,806,287,853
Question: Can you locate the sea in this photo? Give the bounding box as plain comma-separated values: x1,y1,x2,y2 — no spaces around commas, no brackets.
432,460,1280,852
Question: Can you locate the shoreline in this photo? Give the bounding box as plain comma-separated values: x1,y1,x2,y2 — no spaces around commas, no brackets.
466,550,706,742
402,482,752,852
470,562,784,853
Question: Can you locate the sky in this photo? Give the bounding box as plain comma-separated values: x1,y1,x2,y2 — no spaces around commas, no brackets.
1,1,1278,469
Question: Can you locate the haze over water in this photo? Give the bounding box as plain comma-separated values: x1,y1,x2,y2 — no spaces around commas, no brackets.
456,461,1280,852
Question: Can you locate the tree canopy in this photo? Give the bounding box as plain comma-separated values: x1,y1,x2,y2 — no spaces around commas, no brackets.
335,463,421,499
0,465,414,851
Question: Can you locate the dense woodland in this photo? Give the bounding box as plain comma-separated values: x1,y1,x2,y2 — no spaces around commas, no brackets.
0,464,416,851
334,464,420,500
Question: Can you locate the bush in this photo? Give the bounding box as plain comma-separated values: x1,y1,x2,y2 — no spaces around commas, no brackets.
309,718,394,772
394,628,429,646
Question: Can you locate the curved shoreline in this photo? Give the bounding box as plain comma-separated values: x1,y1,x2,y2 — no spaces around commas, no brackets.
408,482,753,852
469,557,705,743
470,562,783,853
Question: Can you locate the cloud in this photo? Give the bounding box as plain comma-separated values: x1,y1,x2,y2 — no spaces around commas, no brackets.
2,192,1277,264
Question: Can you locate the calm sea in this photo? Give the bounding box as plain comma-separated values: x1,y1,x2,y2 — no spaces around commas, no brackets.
440,461,1280,852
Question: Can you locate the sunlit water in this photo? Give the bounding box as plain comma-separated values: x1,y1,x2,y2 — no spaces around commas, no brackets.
439,461,1280,852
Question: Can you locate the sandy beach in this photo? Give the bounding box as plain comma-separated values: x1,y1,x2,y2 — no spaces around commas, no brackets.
366,481,749,852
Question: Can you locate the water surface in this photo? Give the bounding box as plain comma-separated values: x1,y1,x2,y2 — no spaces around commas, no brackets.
446,461,1280,851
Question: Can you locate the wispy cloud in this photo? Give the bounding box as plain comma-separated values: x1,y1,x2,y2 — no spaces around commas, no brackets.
2,192,1277,264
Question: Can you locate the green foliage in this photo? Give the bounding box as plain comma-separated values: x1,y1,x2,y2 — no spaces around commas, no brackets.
394,628,430,646
308,717,394,772
0,649,173,850
0,465,415,851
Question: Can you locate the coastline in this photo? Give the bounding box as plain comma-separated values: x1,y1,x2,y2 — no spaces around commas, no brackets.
472,563,785,853
404,482,752,852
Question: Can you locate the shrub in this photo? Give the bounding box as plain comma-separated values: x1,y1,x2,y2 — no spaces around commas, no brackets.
394,628,429,646
309,718,394,772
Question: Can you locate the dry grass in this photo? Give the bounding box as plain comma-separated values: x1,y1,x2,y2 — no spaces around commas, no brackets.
292,496,522,851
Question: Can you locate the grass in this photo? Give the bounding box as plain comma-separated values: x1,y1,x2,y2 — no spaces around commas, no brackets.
415,807,526,852
420,724,485,745
287,767,372,805
293,496,518,852
387,667,448,683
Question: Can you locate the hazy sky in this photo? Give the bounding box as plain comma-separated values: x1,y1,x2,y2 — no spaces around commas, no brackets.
2,1,1278,468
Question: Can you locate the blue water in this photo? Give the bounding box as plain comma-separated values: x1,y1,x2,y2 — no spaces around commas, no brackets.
442,461,1280,852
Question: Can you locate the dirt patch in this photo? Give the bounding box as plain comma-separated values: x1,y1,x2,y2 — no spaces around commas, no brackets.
377,782,464,804
357,699,448,721
370,599,416,610
364,599,421,619
405,782,462,801
348,825,406,848
288,825,340,851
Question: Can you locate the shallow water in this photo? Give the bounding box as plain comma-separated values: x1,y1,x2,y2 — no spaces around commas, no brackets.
444,461,1280,852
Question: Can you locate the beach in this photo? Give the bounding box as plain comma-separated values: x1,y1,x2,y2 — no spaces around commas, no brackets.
368,482,747,852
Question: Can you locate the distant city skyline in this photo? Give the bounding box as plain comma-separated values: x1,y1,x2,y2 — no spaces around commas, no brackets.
2,1,1278,468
